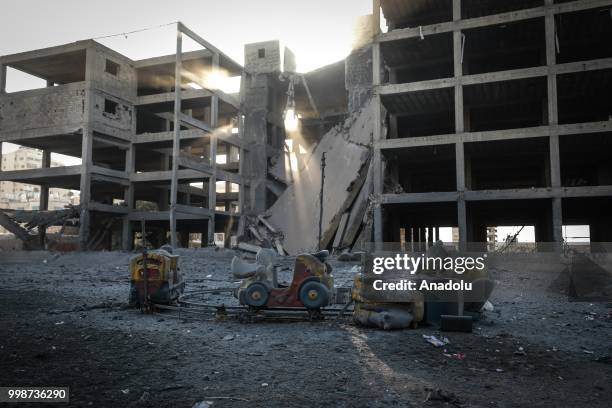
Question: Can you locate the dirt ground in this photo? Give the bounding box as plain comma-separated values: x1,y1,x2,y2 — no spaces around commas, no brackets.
1,248,611,407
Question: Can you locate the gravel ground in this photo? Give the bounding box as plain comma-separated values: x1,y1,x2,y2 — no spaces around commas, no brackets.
1,248,611,407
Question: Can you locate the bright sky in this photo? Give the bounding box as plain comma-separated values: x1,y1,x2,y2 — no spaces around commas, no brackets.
1,0,374,155
1,0,373,81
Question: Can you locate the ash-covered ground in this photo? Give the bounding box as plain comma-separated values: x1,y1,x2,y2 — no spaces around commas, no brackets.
1,248,611,407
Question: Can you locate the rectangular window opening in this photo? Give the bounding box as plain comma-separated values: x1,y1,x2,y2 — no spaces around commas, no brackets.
105,59,120,76
104,99,118,115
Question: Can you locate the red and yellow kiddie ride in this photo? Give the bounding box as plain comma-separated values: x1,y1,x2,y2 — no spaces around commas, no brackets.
234,250,334,310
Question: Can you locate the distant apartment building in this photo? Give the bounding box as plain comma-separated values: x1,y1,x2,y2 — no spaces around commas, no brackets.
0,146,79,211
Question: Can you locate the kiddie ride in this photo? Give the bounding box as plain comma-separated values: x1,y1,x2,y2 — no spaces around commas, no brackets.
129,243,350,321
232,249,337,319
129,245,185,310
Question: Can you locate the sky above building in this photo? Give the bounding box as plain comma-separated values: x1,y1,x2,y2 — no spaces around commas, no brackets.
1,0,375,155
1,0,373,90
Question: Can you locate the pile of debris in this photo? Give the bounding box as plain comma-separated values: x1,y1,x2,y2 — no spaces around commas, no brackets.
238,215,286,255
0,205,80,248
263,100,376,255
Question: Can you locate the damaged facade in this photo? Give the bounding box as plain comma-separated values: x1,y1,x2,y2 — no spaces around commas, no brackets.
2,0,612,253
372,0,612,250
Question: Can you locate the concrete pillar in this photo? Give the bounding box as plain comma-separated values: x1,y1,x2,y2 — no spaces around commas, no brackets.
373,0,381,34
453,0,468,249
208,52,219,245
242,73,270,216
237,137,246,237
0,64,6,94
170,29,183,249
545,1,562,250
79,127,93,250
122,145,135,250
79,46,96,251
457,199,467,248
38,150,51,248
39,151,51,212
552,197,563,249
372,40,384,246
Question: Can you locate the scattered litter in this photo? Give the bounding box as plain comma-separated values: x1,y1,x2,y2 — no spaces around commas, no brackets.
222,335,235,341
120,389,130,395
423,334,449,348
582,350,594,354
481,301,494,312
55,321,65,325
443,352,466,360
495,368,504,373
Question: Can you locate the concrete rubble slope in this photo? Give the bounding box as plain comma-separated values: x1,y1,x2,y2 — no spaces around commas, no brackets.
266,100,374,255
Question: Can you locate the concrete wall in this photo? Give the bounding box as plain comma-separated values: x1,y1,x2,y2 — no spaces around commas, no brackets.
283,47,296,73
0,83,86,133
245,41,281,74
90,47,137,103
91,92,134,134
345,45,373,113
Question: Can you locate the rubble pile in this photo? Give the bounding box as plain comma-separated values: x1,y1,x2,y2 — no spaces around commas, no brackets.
264,100,376,255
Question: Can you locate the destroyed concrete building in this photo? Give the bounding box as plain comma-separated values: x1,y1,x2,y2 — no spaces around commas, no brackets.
0,24,249,250
371,0,612,249
0,22,347,251
2,0,612,253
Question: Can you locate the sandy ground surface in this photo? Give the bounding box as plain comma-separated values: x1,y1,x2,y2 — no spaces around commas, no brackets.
1,248,611,407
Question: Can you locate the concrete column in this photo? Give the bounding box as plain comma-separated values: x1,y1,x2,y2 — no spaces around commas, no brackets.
457,199,467,247
39,151,50,210
545,0,562,249
372,0,381,34
38,150,51,248
237,113,246,237
0,64,6,94
372,40,384,245
208,52,220,245
122,145,135,250
456,141,466,191
79,46,96,251
79,127,93,250
170,29,183,249
453,0,468,249
552,197,563,246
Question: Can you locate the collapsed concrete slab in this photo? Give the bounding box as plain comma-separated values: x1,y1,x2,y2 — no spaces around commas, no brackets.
266,100,374,255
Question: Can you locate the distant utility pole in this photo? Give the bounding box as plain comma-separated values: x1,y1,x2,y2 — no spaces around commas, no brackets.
318,152,326,251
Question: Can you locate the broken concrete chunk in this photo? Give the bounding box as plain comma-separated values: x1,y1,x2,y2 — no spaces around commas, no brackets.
266,101,374,255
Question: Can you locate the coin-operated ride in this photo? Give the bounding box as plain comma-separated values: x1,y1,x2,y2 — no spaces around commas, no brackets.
232,249,334,310
129,245,184,308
